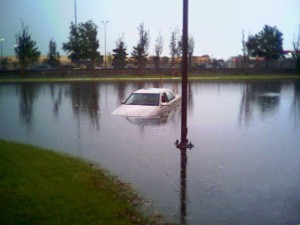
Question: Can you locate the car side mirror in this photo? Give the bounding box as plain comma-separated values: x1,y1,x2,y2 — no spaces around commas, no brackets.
121,100,126,104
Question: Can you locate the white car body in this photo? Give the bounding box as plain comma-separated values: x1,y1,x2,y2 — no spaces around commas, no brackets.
112,88,181,117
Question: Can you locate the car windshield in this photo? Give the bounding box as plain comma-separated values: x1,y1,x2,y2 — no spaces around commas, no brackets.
125,93,159,106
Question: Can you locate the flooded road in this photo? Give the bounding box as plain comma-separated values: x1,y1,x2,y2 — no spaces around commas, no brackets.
0,80,300,224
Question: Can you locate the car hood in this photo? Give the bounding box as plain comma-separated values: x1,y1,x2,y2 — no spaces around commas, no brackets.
111,105,160,117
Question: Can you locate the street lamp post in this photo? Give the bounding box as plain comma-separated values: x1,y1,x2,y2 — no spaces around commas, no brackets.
0,38,4,70
74,0,77,27
0,38,4,58
176,0,192,149
101,20,109,68
175,3,193,224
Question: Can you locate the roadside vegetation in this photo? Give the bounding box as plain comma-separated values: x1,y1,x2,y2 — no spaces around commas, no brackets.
0,139,168,225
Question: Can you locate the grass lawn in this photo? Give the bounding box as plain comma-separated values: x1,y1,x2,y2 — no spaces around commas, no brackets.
0,139,167,225
0,74,299,83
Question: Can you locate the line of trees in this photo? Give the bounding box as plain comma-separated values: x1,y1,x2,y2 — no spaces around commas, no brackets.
10,21,300,75
12,21,196,73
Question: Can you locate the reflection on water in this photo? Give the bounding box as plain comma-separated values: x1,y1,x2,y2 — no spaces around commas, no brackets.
50,83,63,116
125,106,181,127
179,148,188,225
71,83,100,130
1,80,300,225
239,81,281,125
126,115,168,126
292,82,300,127
18,83,39,127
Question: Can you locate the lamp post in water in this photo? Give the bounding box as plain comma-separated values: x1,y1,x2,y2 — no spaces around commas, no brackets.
176,0,193,149
175,0,193,224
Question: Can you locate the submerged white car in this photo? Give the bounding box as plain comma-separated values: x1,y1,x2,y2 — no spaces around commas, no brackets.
112,88,181,117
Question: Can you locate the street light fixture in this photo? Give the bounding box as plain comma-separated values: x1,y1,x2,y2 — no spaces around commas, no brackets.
101,20,109,68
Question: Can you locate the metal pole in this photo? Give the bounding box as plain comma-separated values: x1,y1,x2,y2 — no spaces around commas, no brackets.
0,38,4,70
180,148,187,225
0,38,3,58
101,21,108,69
104,22,107,68
74,0,77,27
181,0,188,145
175,0,193,149
74,0,78,66
175,3,193,223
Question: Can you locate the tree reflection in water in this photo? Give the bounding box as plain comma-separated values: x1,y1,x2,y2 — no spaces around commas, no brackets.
292,81,300,127
239,80,300,127
239,81,281,125
70,82,100,130
49,83,63,116
18,83,39,127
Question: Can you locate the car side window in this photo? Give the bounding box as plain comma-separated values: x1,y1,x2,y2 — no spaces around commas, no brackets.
162,93,168,103
166,91,175,102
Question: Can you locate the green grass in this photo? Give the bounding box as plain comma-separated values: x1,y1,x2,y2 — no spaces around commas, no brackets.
0,139,166,225
0,74,299,83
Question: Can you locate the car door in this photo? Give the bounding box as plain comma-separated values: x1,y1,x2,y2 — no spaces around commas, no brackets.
160,90,177,114
165,90,177,107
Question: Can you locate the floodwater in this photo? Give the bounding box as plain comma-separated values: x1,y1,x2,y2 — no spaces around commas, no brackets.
0,80,300,225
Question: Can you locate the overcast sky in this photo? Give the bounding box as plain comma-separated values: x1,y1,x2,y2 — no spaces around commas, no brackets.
0,0,299,59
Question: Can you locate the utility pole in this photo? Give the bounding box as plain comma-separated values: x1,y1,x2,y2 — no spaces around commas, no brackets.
0,38,4,70
0,37,3,58
176,0,193,149
101,20,109,68
74,0,77,27
175,3,193,223
181,0,188,145
74,0,78,65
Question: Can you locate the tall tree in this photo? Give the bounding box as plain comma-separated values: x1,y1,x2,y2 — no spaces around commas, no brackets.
154,32,163,68
78,20,99,67
246,25,283,67
169,27,182,66
169,28,178,65
188,35,195,67
45,39,60,68
112,36,128,69
15,23,41,75
176,33,182,60
63,20,100,67
292,26,300,75
62,22,80,63
131,23,150,69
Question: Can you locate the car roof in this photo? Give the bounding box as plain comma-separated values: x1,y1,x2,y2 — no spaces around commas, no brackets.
134,88,170,94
